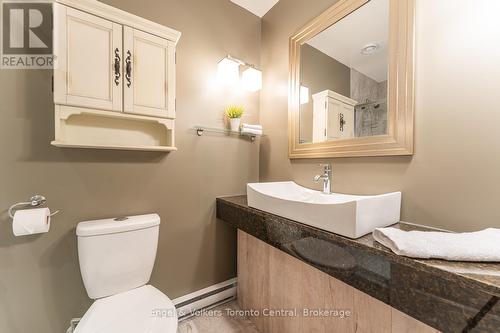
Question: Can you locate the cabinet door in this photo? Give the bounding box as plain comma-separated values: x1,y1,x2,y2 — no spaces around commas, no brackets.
341,104,355,138
123,27,175,119
53,4,123,111
312,97,327,143
327,99,354,140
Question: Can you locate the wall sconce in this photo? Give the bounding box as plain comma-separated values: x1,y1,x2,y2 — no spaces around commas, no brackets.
241,67,262,92
300,85,309,104
217,55,262,92
217,57,240,86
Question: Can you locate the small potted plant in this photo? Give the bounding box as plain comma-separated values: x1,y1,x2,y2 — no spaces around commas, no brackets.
225,105,244,131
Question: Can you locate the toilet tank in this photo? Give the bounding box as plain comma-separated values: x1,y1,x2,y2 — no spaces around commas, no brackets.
76,214,160,299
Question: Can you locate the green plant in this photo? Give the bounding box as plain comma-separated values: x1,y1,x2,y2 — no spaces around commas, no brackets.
224,105,244,119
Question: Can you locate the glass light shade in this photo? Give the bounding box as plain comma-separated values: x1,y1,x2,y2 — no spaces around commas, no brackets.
217,57,240,86
241,67,262,92
300,85,309,104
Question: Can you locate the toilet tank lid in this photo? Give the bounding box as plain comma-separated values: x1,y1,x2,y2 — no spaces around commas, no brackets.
77,214,160,237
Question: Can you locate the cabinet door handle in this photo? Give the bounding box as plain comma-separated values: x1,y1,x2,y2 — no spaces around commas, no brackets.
339,113,346,132
125,50,132,88
114,48,121,86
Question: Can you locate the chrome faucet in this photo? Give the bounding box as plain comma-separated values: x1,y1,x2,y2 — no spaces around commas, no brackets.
313,164,332,194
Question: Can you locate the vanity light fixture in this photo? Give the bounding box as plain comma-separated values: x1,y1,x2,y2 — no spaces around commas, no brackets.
361,42,380,55
241,67,262,92
300,85,309,104
217,55,262,91
217,57,240,85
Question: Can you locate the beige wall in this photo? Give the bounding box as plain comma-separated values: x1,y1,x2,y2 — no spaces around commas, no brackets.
2,0,500,331
0,0,260,332
260,0,500,232
300,44,350,142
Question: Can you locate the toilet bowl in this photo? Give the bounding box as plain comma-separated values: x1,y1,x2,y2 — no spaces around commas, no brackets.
74,285,177,333
74,214,177,333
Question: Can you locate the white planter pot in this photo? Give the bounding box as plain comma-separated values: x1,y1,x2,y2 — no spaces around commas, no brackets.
229,118,241,132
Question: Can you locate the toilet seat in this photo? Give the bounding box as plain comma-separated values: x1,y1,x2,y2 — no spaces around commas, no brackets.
74,285,177,333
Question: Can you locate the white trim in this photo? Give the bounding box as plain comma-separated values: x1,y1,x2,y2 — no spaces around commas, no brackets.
173,278,237,320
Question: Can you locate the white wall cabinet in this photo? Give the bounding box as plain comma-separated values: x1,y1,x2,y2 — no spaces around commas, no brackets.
312,90,356,143
52,0,181,152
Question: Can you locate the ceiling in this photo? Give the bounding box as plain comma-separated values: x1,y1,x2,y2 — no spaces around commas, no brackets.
230,0,280,17
307,0,389,82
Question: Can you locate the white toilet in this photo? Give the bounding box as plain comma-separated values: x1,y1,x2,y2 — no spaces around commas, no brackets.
74,214,177,333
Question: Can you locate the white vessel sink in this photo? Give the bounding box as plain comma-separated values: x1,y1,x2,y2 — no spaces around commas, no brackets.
247,181,401,239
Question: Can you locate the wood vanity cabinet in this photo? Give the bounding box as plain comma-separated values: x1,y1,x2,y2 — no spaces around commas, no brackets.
238,230,440,333
51,0,180,152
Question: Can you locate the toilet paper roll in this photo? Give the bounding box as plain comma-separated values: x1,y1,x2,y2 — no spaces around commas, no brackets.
12,208,51,236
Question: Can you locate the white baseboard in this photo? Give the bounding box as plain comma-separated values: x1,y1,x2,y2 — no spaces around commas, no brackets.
173,278,237,321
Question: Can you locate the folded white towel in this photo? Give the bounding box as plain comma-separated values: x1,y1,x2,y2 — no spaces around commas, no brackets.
241,128,263,136
373,227,500,262
242,123,262,130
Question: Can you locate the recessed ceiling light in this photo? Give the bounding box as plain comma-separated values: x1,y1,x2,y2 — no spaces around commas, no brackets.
361,43,380,55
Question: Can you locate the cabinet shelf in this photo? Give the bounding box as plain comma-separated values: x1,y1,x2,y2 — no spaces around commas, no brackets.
52,105,176,153
51,141,177,152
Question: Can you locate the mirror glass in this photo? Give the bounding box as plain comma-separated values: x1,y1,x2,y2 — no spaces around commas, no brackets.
299,0,389,144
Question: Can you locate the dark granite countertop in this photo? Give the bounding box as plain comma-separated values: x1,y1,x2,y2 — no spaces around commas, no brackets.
217,195,500,332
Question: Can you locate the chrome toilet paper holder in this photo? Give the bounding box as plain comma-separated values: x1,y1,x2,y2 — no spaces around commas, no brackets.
8,195,60,219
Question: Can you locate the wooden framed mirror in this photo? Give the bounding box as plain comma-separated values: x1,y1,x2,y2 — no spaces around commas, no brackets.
288,0,415,158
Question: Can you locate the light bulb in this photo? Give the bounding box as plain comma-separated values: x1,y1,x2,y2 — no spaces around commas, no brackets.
242,67,262,92
217,57,240,86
